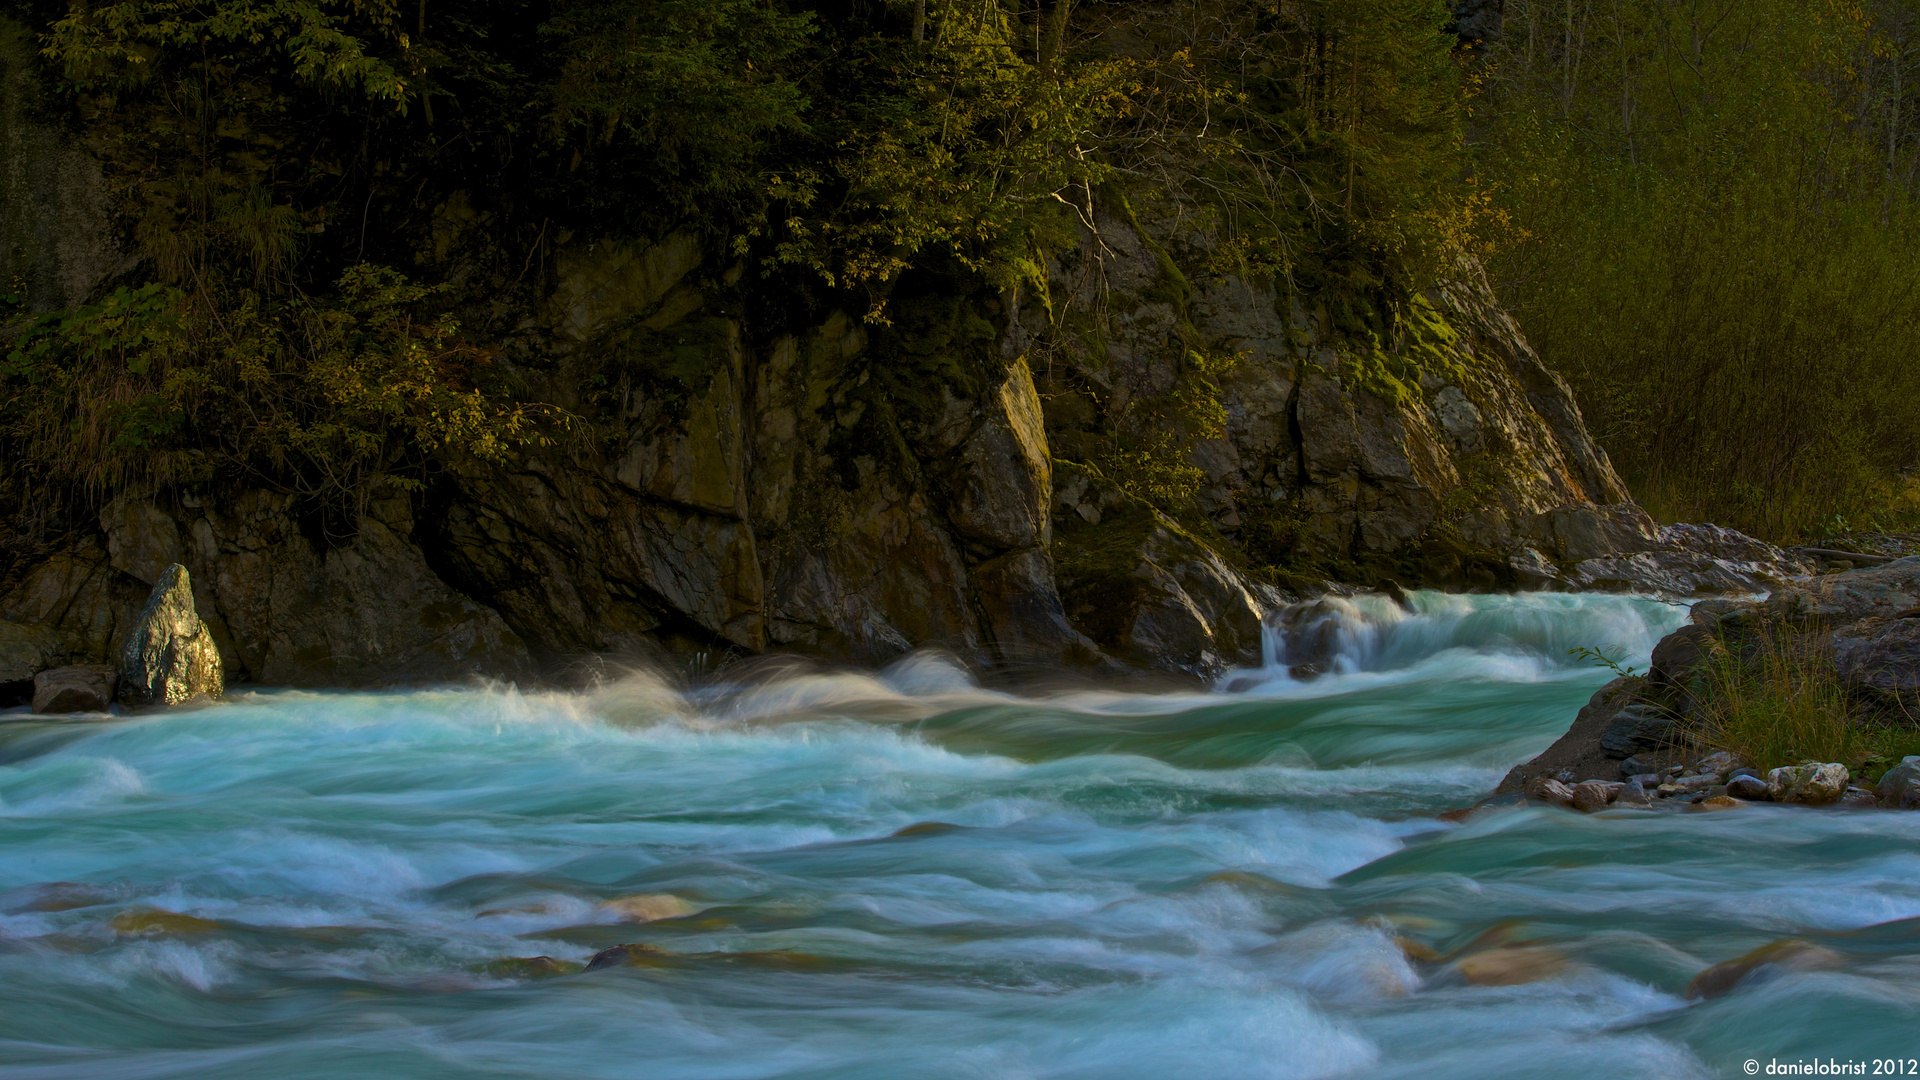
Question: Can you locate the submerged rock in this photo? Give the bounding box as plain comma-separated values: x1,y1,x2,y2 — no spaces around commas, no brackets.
31,664,116,714
110,909,221,936
118,564,222,709
1766,762,1849,805
478,956,583,979
598,894,700,922
1685,939,1844,1000
585,943,669,971
1449,945,1571,986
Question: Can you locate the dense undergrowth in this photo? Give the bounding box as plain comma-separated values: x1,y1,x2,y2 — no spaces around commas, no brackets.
5,0,1917,569
0,0,1493,562
1477,0,1920,542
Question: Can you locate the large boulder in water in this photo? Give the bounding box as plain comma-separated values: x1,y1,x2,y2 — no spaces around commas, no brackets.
119,564,223,708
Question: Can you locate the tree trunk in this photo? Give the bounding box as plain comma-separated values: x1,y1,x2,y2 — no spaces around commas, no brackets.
1040,0,1071,71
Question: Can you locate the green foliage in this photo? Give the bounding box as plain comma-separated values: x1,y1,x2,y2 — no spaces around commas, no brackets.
1114,0,1479,302
1,0,1505,537
545,0,816,220
1,265,562,505
1479,0,1920,540
1569,644,1641,679
44,0,413,102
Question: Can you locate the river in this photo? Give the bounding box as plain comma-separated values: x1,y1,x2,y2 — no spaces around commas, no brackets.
2,592,1916,1078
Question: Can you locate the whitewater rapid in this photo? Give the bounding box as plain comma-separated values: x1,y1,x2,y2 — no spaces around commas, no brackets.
2,592,1917,1079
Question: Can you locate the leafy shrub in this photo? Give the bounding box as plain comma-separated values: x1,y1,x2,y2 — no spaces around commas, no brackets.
1,265,566,509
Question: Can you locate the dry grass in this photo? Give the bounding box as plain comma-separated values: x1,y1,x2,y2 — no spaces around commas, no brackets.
1682,624,1920,780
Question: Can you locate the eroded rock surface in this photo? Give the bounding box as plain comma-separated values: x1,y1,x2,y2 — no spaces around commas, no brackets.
31,663,115,714
0,619,59,704
119,564,223,708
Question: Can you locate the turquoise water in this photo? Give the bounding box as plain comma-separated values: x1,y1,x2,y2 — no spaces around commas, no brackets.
2,592,1917,1079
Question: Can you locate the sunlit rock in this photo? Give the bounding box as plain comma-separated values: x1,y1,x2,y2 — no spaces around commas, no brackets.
1524,776,1575,807
118,564,223,709
1571,780,1621,813
1766,762,1849,805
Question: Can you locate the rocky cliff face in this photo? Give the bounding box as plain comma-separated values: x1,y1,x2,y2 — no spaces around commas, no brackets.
0,43,1803,688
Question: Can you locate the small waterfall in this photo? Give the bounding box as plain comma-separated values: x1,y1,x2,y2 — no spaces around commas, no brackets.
1265,594,1413,678
1243,589,1684,688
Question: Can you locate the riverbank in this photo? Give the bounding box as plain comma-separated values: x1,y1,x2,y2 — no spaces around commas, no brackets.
1496,554,1920,813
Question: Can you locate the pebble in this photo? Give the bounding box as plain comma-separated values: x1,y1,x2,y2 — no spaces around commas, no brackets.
1687,795,1742,813
1658,774,1719,796
1613,779,1654,807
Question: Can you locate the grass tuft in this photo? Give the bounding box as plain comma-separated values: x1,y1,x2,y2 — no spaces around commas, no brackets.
1682,622,1920,781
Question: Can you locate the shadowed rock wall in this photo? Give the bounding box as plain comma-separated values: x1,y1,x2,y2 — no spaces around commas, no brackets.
0,40,1803,687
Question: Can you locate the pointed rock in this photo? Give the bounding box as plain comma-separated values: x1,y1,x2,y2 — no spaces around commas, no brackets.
119,564,223,708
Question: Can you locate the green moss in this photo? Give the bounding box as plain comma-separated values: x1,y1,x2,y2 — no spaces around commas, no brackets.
1109,189,1194,314
1321,295,1473,410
